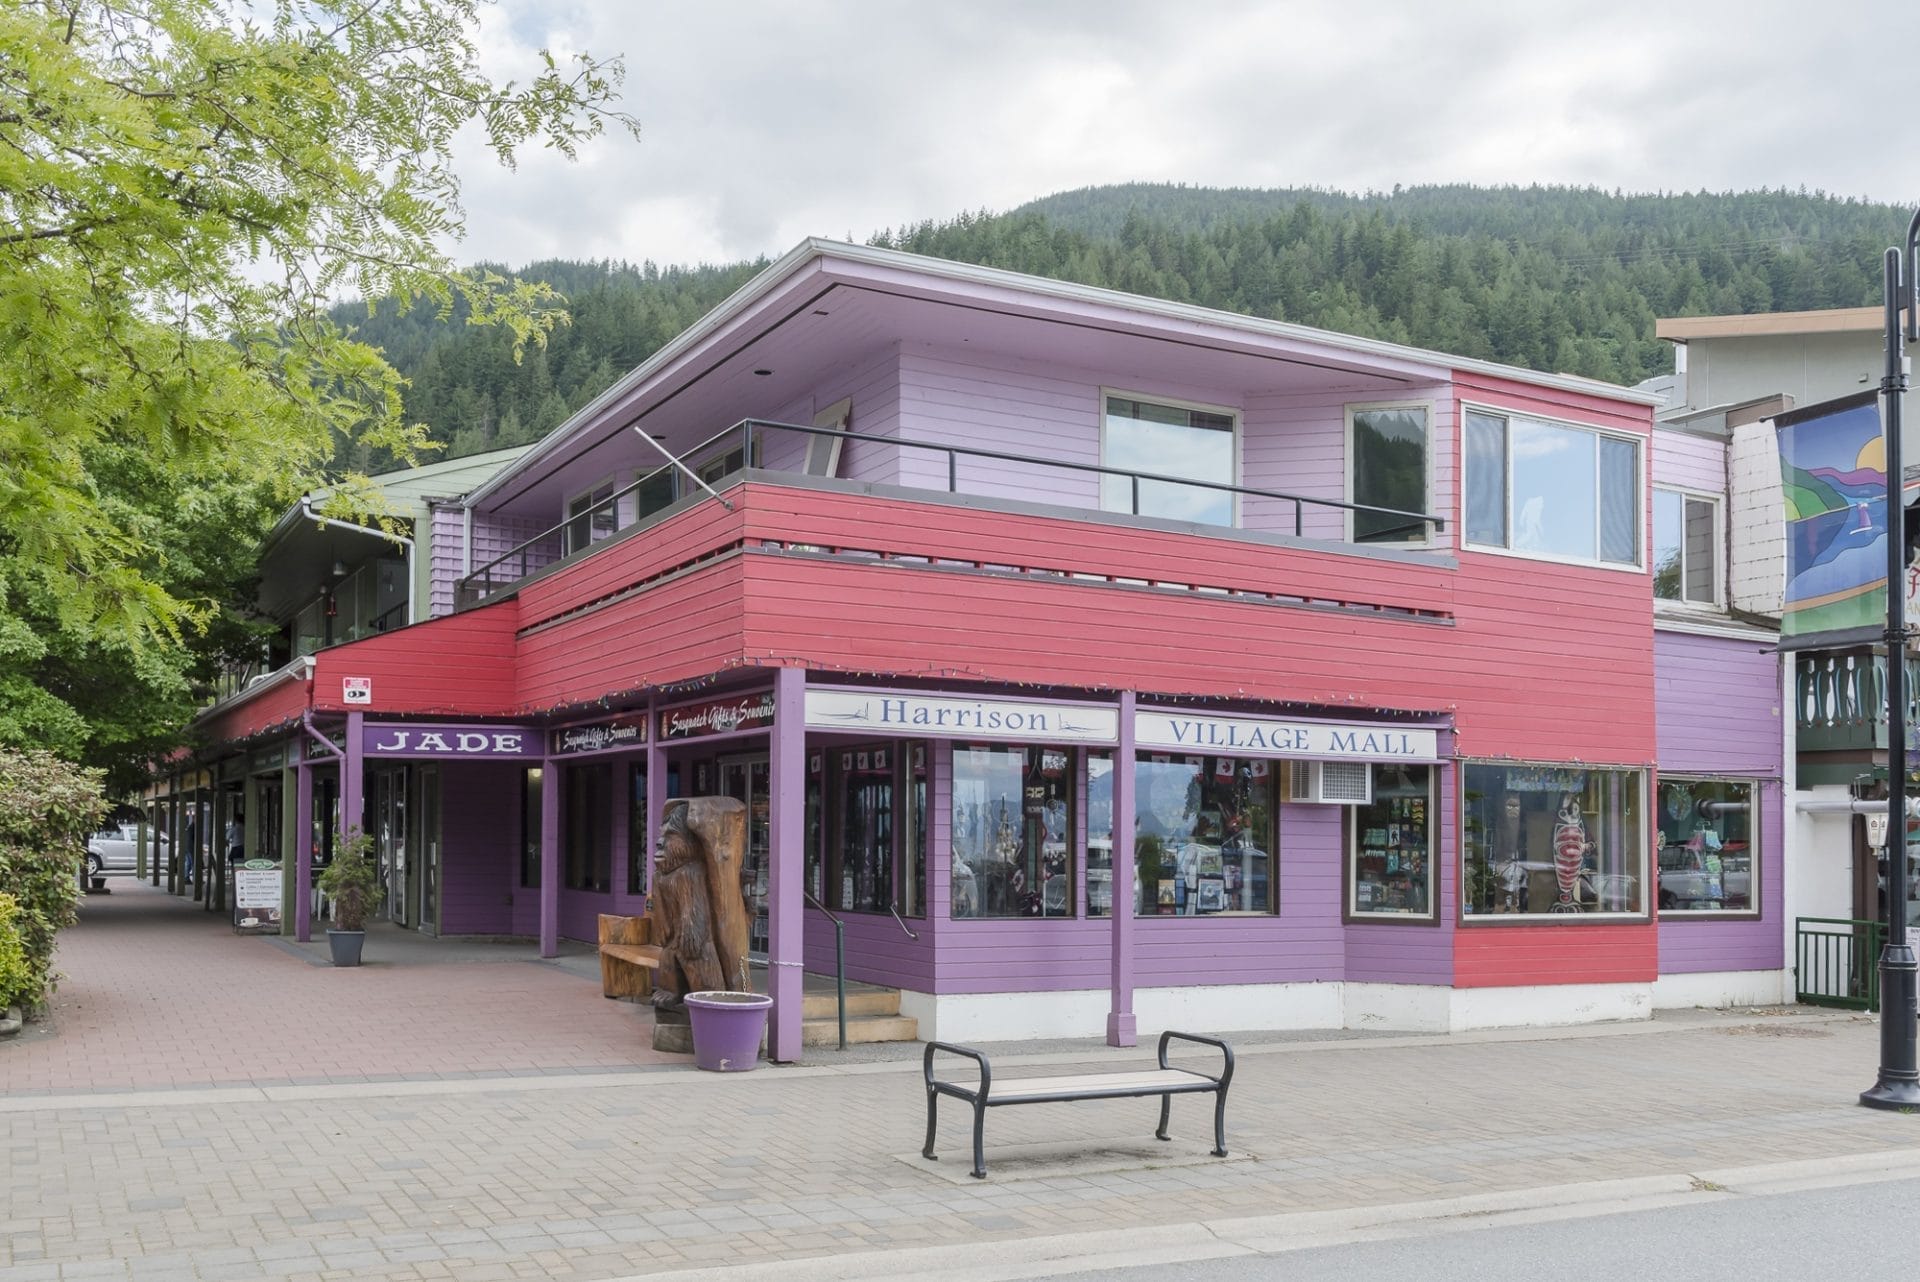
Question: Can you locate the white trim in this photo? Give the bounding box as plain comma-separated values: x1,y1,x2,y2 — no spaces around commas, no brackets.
1651,969,1792,1008
1343,399,1437,548
1652,486,1725,609
1098,387,1241,527
1347,762,1440,922
1653,615,1776,642
1460,401,1647,572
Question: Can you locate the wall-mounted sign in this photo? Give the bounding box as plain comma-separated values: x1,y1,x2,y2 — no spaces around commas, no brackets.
342,677,372,705
552,713,649,756
250,744,287,774
1134,711,1439,762
660,692,777,742
362,722,540,760
232,859,283,934
805,690,1119,744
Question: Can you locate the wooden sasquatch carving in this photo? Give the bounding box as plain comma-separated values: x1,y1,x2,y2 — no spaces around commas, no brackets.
650,796,752,1006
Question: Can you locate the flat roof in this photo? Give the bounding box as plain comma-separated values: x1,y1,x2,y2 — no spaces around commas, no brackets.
1656,307,1882,342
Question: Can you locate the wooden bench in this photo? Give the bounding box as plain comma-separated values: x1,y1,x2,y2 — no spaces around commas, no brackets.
922,1031,1234,1178
597,913,663,1001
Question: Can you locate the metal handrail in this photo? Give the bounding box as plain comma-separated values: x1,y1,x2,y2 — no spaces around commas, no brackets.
889,903,920,940
804,889,847,1050
455,417,1450,606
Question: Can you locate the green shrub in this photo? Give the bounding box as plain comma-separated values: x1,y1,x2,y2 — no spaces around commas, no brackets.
0,893,32,1011
317,829,384,931
0,749,107,1008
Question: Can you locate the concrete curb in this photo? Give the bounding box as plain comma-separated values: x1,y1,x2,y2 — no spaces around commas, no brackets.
612,1147,1920,1282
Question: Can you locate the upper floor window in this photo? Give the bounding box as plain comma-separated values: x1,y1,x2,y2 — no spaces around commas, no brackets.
1465,409,1640,567
1101,394,1237,526
563,480,616,555
1653,489,1720,606
1349,404,1431,544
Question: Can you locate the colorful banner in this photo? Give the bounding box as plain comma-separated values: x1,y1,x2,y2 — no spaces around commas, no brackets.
1778,391,1891,647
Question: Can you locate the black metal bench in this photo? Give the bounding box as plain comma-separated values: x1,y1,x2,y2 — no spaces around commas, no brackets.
921,1031,1234,1178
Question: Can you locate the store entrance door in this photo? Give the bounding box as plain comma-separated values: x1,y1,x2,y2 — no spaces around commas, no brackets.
718,755,771,960
372,765,409,927
413,766,440,933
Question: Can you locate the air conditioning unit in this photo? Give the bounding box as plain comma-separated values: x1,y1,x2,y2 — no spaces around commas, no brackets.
1287,760,1373,805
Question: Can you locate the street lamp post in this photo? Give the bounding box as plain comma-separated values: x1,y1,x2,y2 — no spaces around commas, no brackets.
1861,209,1920,1111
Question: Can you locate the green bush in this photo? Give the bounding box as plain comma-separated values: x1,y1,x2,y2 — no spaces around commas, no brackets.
0,893,32,1011
317,829,384,932
0,749,107,1009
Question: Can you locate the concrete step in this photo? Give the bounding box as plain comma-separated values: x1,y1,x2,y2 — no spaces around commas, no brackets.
801,987,900,1020
801,1013,919,1046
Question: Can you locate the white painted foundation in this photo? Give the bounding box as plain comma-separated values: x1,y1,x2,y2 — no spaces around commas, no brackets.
1652,968,1792,1009
898,979,1679,1042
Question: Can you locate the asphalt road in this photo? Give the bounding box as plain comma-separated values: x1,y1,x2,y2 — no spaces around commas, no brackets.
1043,1176,1920,1282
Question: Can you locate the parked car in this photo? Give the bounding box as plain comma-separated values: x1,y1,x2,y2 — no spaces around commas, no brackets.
1657,843,1751,909
83,823,162,879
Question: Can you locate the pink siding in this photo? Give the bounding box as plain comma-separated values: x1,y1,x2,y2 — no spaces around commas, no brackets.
1654,629,1784,975
440,762,522,935
1653,428,1726,495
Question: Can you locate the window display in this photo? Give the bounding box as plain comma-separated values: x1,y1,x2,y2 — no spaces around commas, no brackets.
1656,778,1754,913
1463,763,1645,917
952,745,1075,919
1134,756,1277,917
836,745,894,912
1349,764,1434,918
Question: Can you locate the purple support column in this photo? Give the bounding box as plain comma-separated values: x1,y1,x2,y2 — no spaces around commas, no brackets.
341,711,365,846
539,755,560,958
1107,690,1138,1047
644,694,663,901
294,759,314,942
768,666,806,1063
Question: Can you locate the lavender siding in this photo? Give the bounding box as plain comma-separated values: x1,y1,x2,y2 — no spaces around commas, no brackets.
471,511,554,581
440,762,523,934
427,504,464,618
895,347,1107,502
1653,428,1726,495
1654,628,1785,974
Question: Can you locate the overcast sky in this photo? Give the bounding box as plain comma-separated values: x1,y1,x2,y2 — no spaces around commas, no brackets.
451,0,1919,271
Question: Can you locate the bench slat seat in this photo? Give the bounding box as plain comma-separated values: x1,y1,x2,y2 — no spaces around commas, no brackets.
923,1032,1235,1178
961,1069,1215,1103
599,943,662,967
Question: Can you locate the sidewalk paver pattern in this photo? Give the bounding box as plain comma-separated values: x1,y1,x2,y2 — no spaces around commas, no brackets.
5,881,1919,1280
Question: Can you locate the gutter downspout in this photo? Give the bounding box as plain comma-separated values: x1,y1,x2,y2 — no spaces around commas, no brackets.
301,497,417,628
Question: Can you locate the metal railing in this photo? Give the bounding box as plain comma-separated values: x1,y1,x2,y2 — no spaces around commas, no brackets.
805,890,847,1050
1795,916,1883,1010
455,418,1450,607
888,903,920,941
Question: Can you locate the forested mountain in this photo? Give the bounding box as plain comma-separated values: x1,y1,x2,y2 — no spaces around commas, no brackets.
346,184,1911,465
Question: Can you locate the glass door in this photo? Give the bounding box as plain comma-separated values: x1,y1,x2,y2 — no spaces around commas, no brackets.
373,765,408,926
414,766,440,932
719,756,771,959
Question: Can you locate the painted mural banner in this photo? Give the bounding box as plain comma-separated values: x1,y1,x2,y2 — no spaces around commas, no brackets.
804,689,1119,744
552,712,649,756
660,692,777,742
1776,390,1898,648
362,722,541,759
232,859,283,934
1134,710,1439,761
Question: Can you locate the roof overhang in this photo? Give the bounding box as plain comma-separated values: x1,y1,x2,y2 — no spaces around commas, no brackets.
1656,307,1882,343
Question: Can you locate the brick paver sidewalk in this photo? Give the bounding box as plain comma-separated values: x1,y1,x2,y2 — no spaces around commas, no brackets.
3,880,673,1094
6,1005,1919,1280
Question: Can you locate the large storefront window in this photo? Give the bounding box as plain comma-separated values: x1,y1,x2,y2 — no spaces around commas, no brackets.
1463,764,1646,918
835,745,894,913
627,764,648,896
1656,778,1754,913
1086,755,1280,917
814,742,928,916
952,745,1075,919
1349,764,1435,919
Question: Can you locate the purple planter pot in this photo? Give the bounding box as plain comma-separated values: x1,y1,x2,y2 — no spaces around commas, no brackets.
685,991,773,1071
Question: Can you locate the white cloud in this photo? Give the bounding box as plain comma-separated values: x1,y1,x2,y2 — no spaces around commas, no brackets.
439,0,1920,270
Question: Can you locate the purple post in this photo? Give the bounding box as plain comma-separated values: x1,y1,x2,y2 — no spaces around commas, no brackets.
341,711,364,849
644,693,663,898
767,666,806,1062
1107,690,1137,1047
294,759,313,942
539,755,560,958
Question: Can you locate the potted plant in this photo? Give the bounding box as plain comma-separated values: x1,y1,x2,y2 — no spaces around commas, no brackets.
316,830,383,966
